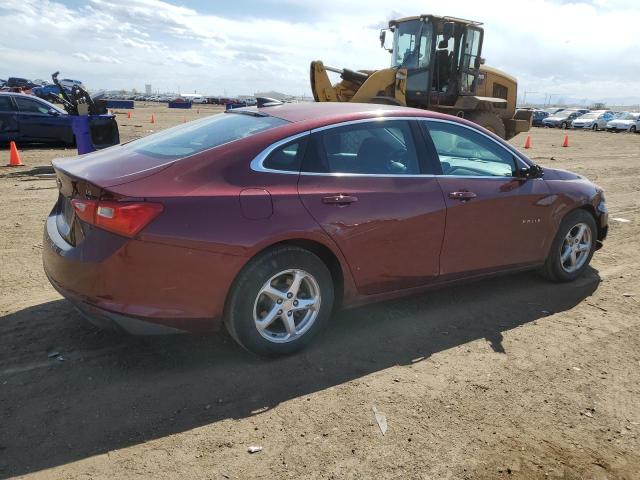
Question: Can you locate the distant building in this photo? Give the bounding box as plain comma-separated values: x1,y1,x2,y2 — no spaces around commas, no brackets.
145,84,152,95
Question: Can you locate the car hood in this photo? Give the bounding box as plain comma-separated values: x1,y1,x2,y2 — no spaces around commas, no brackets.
51,144,176,188
542,167,583,181
544,116,568,122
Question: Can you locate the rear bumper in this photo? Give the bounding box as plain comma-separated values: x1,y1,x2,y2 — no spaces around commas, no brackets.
43,208,245,334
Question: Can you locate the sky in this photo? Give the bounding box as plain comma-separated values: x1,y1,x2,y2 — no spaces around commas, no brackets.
1,0,639,105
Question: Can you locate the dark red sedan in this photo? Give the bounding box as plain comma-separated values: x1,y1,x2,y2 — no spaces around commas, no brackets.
43,103,608,356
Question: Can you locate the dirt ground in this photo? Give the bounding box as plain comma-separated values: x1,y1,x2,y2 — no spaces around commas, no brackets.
1,103,638,480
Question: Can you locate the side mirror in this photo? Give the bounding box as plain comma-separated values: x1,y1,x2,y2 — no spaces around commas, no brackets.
48,108,60,116
517,164,543,180
379,29,393,52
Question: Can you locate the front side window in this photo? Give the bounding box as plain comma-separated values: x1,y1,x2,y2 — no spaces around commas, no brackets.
15,97,50,114
425,120,516,177
124,112,288,160
305,121,420,175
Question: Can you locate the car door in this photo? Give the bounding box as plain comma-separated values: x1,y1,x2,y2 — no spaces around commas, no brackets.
297,119,446,295
0,95,19,141
422,119,554,277
14,96,68,142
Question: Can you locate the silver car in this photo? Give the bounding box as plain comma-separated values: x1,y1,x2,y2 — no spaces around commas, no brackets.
606,112,640,132
571,110,614,130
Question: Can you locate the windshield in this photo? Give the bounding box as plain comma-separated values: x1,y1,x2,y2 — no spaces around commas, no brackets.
391,19,433,69
618,112,639,120
123,112,288,160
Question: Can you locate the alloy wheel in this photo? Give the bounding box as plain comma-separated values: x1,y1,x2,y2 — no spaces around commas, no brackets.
253,269,321,343
560,222,592,273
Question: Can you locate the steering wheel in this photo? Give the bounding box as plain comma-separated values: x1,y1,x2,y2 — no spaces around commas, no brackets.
385,148,409,174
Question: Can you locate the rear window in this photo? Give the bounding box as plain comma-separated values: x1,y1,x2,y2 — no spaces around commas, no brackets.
124,112,288,160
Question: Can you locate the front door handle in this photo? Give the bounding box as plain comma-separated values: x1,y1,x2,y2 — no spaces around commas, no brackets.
322,194,358,205
448,191,477,201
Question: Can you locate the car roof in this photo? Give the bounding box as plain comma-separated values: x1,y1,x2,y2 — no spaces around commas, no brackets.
255,102,439,126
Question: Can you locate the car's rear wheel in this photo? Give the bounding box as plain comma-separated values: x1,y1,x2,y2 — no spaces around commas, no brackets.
630,125,637,133
539,209,597,282
561,122,568,129
224,246,334,357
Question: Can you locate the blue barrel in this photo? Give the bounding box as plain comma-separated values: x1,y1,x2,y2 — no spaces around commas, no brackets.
71,116,95,155
106,100,134,109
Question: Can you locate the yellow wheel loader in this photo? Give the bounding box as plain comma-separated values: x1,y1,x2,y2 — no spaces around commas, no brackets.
310,15,532,140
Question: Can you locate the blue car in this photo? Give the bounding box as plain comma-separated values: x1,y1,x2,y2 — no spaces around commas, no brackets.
0,92,119,147
532,110,549,127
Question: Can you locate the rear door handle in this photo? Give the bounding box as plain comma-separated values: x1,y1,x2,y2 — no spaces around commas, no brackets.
448,191,477,201
322,194,358,205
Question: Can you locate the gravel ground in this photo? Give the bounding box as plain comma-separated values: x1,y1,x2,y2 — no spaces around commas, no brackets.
1,104,638,479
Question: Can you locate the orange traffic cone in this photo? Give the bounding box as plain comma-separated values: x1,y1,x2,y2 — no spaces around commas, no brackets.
524,135,532,149
150,114,155,124
562,134,569,148
127,111,132,119
7,141,23,167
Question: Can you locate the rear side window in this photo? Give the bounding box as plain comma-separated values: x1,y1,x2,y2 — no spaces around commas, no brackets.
305,120,420,175
0,96,15,111
15,97,50,114
263,139,304,172
125,112,288,160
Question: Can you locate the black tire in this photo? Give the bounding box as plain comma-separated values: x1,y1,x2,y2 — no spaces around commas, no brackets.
465,111,506,139
561,122,568,129
539,209,597,282
592,124,598,131
630,125,637,133
224,246,334,357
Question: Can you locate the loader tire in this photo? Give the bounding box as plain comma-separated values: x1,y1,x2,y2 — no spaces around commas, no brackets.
465,111,506,139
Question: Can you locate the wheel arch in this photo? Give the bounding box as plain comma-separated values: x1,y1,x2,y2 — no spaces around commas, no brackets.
225,238,350,315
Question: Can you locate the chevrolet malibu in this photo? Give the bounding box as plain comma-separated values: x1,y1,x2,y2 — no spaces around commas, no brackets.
43,103,608,356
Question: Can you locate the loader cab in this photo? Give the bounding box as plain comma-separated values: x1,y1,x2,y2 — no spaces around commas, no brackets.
385,16,484,108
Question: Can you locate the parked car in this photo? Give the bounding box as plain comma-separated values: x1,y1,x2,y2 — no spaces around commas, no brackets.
571,110,614,131
43,103,608,356
542,109,588,129
545,108,565,115
0,92,118,146
606,112,640,132
531,110,549,127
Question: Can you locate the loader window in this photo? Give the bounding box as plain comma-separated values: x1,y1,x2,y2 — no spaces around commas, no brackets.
392,20,433,69
459,27,482,94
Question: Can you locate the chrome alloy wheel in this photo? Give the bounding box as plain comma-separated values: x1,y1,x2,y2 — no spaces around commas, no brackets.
253,269,321,343
560,222,592,273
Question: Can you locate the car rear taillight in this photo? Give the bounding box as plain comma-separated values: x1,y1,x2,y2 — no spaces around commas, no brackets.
71,199,163,237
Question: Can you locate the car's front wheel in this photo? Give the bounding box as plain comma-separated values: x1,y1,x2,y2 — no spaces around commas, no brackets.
539,209,597,282
224,246,334,357
630,125,637,133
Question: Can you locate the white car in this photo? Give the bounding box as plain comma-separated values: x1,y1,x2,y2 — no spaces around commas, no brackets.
571,110,614,131
606,112,640,132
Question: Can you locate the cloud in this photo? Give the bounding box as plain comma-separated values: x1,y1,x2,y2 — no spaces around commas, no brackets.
0,0,639,101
